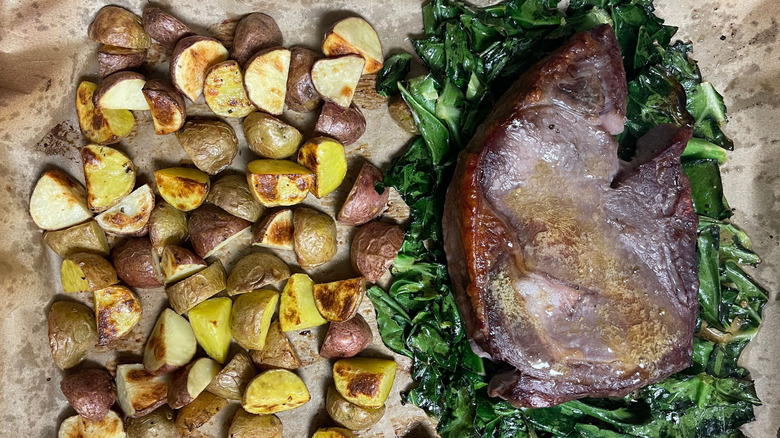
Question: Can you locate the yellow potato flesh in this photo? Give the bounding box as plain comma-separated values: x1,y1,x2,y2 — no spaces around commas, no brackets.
244,49,290,115
246,160,314,207
242,369,310,414
204,60,256,118
297,137,347,198
29,169,92,231
60,253,117,293
61,260,90,293
333,357,396,409
94,285,142,346
154,167,210,211
188,298,232,363
312,427,357,438
279,273,326,332
230,290,279,350
75,81,134,145
83,144,135,212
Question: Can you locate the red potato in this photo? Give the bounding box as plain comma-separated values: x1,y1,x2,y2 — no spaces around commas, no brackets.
93,71,150,111
231,13,284,67
322,17,383,74
188,204,252,258
315,102,366,146
170,36,229,102
112,237,162,288
88,6,149,49
142,7,193,50
320,314,373,359
350,221,404,283
285,46,322,112
337,162,389,226
98,45,146,78
60,368,117,422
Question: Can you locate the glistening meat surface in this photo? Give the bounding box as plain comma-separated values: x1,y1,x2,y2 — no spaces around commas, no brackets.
442,24,699,408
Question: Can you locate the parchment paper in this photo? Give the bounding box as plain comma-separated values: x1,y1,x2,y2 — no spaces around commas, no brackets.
0,1,777,437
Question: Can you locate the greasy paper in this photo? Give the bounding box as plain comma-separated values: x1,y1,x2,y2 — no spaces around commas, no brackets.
0,0,778,437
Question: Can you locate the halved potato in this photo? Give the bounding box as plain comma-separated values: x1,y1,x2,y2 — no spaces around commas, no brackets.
148,201,188,255
279,273,327,332
204,60,256,117
207,174,265,222
125,406,177,437
61,252,117,293
313,277,365,322
94,71,150,111
312,427,357,438
230,289,279,350
293,207,338,269
75,81,134,145
60,368,117,423
320,314,373,359
176,120,238,175
95,184,155,236
58,410,125,438
297,137,347,198
322,17,383,74
175,391,228,436
252,208,294,250
167,358,222,409
315,102,366,146
44,220,110,258
231,12,284,66
142,7,192,50
116,364,170,418
48,301,98,370
154,167,210,211
98,45,147,78
143,308,197,375
112,237,162,288
325,385,385,431
350,221,404,283
161,245,206,284
333,357,396,408
188,297,232,363
82,144,135,213
243,112,303,159
337,162,389,226
311,55,365,108
246,159,314,207
244,48,291,115
142,79,187,135
165,261,227,314
285,46,322,113
242,369,310,414
206,351,256,400
227,252,290,296
94,285,142,346
188,204,251,258
170,35,229,102
88,6,149,49
249,320,301,370
228,409,283,438
30,169,92,231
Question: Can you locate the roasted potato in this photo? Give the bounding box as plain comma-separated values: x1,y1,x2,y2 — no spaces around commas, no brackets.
75,81,134,145
167,358,222,409
337,162,388,226
322,17,383,74
333,357,396,408
48,301,98,370
88,6,150,49
285,46,322,113
311,55,365,108
44,220,110,258
315,102,366,146
320,314,372,359
352,74,388,110
170,35,229,102
188,204,251,258
249,320,301,370
165,260,227,314
154,167,210,211
188,297,232,363
60,368,117,422
207,174,264,222
94,285,142,346
143,308,198,374
242,369,310,414
161,245,206,284
29,169,92,231
81,144,135,213
58,410,125,438
206,351,256,400
293,207,338,269
176,120,238,175
298,137,348,198
279,273,327,332
231,13,283,66
244,48,291,115
312,427,357,438
95,184,155,236
142,7,192,50
175,391,228,436
326,385,385,431
228,409,283,438
98,45,146,78
227,252,290,296
142,79,187,135
231,289,279,350
313,277,365,322
116,364,170,418
93,71,150,111
204,60,256,117
126,406,177,438
112,237,163,288
61,252,118,293
148,201,188,255
246,159,314,207
388,96,419,134
253,208,294,250
350,221,404,283
243,112,303,159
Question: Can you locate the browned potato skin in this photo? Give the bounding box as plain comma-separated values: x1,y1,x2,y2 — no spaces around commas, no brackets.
320,314,373,359
92,70,147,108
112,237,162,288
249,320,301,370
43,220,110,258
350,221,404,283
206,351,256,400
243,112,303,160
285,46,322,112
142,7,193,50
62,252,118,292
252,208,293,250
143,79,187,135
188,204,251,258
88,6,150,49
126,405,177,438
229,409,283,438
149,201,188,255
60,368,116,422
227,252,291,296
293,207,338,269
48,301,98,370
176,391,228,436
98,45,147,78
388,96,419,134
352,74,388,110
231,13,283,67
337,162,389,226
176,119,238,175
315,102,366,146
325,385,385,431
207,174,264,222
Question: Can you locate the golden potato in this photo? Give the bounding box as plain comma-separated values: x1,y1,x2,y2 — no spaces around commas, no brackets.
44,220,109,258
337,162,389,226
313,277,365,322
312,427,357,438
350,221,404,283
279,273,327,332
81,144,135,213
249,320,301,370
167,357,222,409
116,364,170,418
29,169,92,231
230,289,279,350
93,71,150,111
176,120,238,175
98,45,147,78
125,406,177,438
297,137,347,198
320,314,373,359
244,48,291,115
315,102,366,146
243,112,303,159
148,201,188,255
246,159,314,207
165,261,227,314
285,46,322,113
94,285,142,346
154,167,210,211
88,6,149,49
112,237,162,289
206,351,256,400
311,55,365,108
227,252,290,296
143,308,197,375
231,13,283,66
326,385,385,431
58,410,125,438
161,245,206,284
228,409,283,438
142,79,187,135
242,369,310,414
333,357,397,408
61,252,118,293
75,81,134,145
60,368,117,423
293,207,337,269
188,297,232,363
207,174,265,222
188,204,251,258
170,35,229,102
253,208,294,250
48,301,98,370
204,60,256,117
175,391,228,436
94,184,155,236
142,7,192,50
322,17,383,74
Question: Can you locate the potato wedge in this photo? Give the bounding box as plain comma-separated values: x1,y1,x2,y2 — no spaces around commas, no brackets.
95,184,155,236
44,220,110,258
231,13,283,66
204,60,256,117
60,368,117,423
244,48,291,115
161,245,206,284
297,137,347,198
148,201,188,255
58,410,125,438
326,385,385,431
75,81,134,145
170,35,229,102
249,320,301,370
320,314,373,359
94,285,143,346
142,7,192,50
88,6,149,49
126,406,177,438
246,159,314,207
116,364,170,418
98,45,146,78
206,351,256,400
94,71,150,111
252,208,294,250
61,252,118,293
312,427,357,438
285,46,322,112
165,261,227,314
227,252,290,296
293,207,338,269
175,391,228,436
231,289,279,350
167,358,222,409
315,102,366,146
242,369,310,414
351,221,404,283
48,301,98,370
333,357,396,408
243,112,303,159
337,162,388,226
228,409,283,438
207,174,264,222
81,144,135,213
352,74,388,110
30,169,92,231
142,79,187,135
143,308,197,374
311,55,365,108
279,273,326,332
313,277,365,322
188,297,232,363
188,204,251,258
176,120,238,175
112,237,162,288
154,167,210,211
322,17,383,74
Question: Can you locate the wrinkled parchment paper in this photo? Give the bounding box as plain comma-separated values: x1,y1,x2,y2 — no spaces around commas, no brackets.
0,0,778,436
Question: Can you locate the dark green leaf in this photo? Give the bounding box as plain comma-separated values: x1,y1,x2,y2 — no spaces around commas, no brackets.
683,159,732,219
376,52,412,97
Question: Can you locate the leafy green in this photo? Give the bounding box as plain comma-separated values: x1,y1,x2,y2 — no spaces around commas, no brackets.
683,159,732,220
375,52,412,97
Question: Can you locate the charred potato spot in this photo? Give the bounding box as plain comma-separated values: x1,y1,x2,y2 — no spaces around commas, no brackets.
332,358,396,409
345,373,382,398
143,79,187,135
313,277,365,322
154,167,210,212
94,285,142,346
